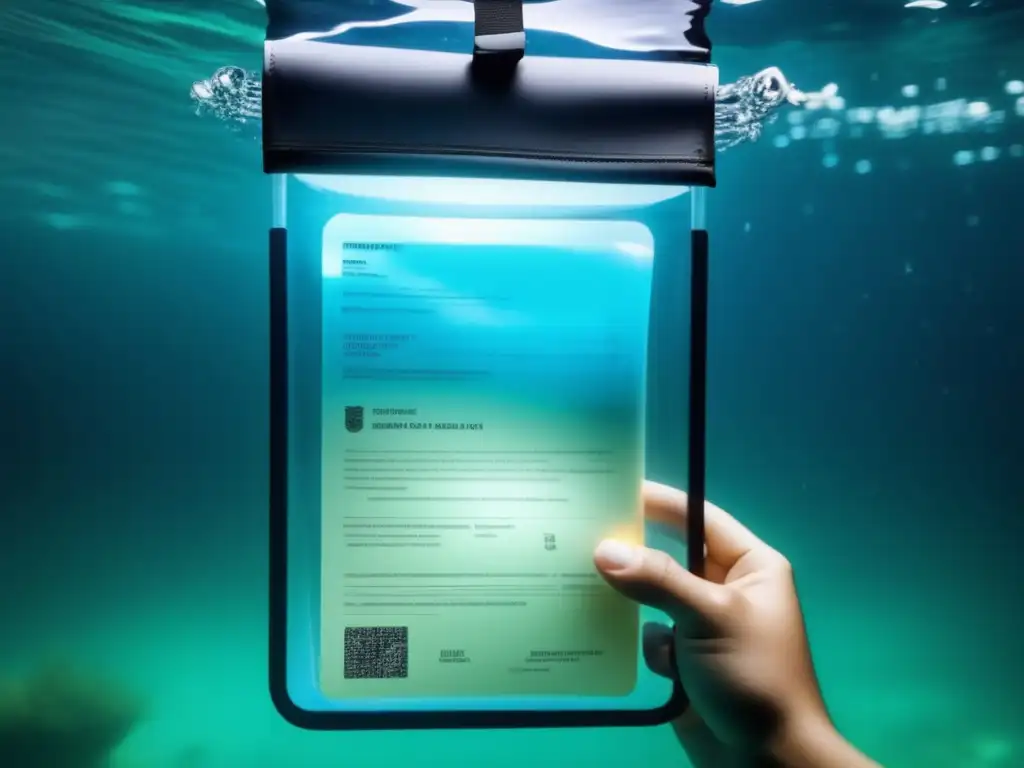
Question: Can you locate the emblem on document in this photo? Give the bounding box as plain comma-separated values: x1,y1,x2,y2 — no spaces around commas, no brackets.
544,533,557,551
345,406,364,433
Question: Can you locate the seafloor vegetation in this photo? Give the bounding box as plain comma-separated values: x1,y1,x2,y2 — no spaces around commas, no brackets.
0,662,144,767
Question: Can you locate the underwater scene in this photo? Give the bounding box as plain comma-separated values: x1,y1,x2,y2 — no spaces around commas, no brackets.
1,0,1022,766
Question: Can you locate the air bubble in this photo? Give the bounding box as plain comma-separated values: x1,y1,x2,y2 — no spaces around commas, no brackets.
822,153,839,168
810,117,842,140
854,159,872,174
901,84,920,98
849,107,875,124
953,150,975,166
966,101,990,118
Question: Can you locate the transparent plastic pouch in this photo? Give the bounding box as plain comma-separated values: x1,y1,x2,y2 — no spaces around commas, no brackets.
264,0,716,730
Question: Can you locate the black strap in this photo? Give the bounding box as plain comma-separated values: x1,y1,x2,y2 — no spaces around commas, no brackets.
472,0,525,65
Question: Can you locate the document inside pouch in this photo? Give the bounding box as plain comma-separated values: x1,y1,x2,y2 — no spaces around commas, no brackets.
318,215,654,700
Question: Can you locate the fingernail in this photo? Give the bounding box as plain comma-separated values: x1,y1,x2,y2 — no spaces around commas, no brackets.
595,540,639,571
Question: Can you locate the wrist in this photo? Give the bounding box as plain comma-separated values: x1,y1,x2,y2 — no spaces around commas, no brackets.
754,709,878,768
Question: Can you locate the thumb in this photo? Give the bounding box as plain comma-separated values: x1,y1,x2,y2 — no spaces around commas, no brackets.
594,540,727,627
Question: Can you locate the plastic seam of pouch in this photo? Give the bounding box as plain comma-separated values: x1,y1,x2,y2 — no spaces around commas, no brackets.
266,142,712,165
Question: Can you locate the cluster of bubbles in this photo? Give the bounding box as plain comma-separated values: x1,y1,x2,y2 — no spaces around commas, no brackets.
713,66,830,151
191,66,262,136
770,76,1024,172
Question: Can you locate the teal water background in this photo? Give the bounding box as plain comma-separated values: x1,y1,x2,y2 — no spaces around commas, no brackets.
1,1,1023,766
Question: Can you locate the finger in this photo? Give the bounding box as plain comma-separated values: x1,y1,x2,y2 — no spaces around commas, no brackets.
643,480,780,572
642,621,677,680
702,558,730,586
594,540,727,626
642,624,728,768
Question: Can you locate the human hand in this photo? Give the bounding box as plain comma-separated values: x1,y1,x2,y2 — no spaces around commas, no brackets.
594,482,875,767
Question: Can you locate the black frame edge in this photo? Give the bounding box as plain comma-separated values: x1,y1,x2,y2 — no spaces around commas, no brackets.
268,226,299,724
687,229,709,579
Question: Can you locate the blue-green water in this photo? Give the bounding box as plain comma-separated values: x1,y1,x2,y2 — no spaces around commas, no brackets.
1,1,1023,766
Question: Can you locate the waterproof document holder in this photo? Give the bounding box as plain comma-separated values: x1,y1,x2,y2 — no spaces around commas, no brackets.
265,0,718,730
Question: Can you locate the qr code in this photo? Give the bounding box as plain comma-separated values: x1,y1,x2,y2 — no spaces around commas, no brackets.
344,626,409,679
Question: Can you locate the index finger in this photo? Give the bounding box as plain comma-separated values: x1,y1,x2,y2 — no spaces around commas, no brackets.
642,480,778,571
